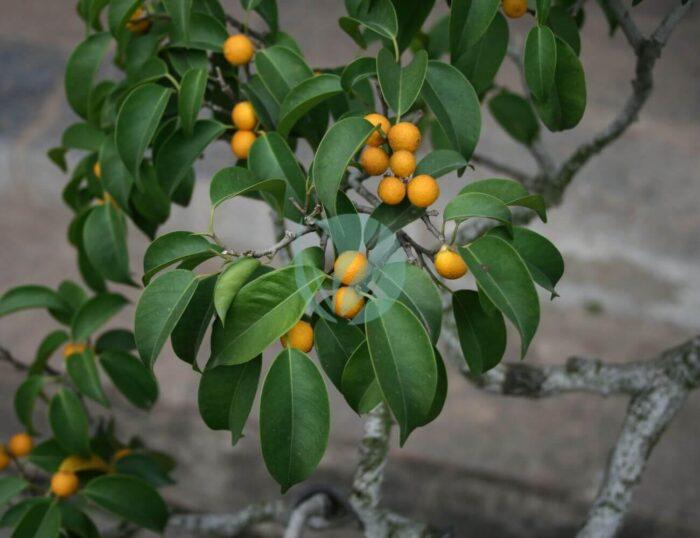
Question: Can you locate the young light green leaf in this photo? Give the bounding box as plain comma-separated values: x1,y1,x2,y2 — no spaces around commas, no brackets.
524,26,557,102
460,178,547,222
99,350,159,409
0,286,69,318
277,74,343,137
260,348,330,492
314,313,365,389
376,48,428,118
443,192,513,234
489,90,540,146
458,235,540,357
143,231,219,285
83,204,132,285
449,0,500,60
452,290,507,375
214,258,261,323
135,270,199,368
66,350,109,406
178,68,208,136
415,149,468,178
71,293,128,342
365,298,437,445
210,166,286,212
65,32,111,119
49,389,91,456
14,376,45,435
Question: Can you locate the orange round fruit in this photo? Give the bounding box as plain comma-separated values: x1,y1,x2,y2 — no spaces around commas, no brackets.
280,320,314,352
59,454,110,473
63,342,87,358
231,130,257,159
388,122,421,152
0,447,9,470
126,7,151,33
333,287,365,319
334,251,369,286
434,246,468,279
93,162,101,179
359,146,389,176
7,433,32,457
389,150,416,178
502,0,528,18
377,176,406,205
407,174,439,207
364,113,391,147
51,471,79,498
231,101,257,130
223,34,255,66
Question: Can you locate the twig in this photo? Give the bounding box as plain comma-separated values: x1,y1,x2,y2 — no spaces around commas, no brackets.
470,153,532,184
167,500,286,535
225,15,265,43
0,346,60,376
214,66,237,101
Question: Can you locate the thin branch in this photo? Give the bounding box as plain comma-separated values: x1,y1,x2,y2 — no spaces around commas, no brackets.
470,153,531,184
225,15,265,43
0,346,60,376
223,226,315,259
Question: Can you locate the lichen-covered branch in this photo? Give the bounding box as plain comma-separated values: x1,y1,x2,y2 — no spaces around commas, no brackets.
167,500,286,535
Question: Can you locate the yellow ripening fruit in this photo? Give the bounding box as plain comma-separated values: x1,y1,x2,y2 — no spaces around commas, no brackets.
359,146,389,176
280,320,314,352
112,448,132,462
0,447,9,470
59,454,110,474
231,130,257,159
407,174,439,208
434,246,468,279
223,34,255,66
63,342,88,358
51,471,79,498
388,122,421,152
502,0,528,18
7,433,33,457
231,101,257,130
126,7,151,33
334,251,369,286
333,287,365,319
377,176,406,206
93,162,101,179
364,113,391,147
389,150,416,178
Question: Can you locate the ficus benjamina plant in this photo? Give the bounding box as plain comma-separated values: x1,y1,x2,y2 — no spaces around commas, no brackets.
0,0,585,534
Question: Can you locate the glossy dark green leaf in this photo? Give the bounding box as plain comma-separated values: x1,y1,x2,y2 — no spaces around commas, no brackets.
14,376,45,435
100,350,159,409
61,122,106,151
338,17,367,48
452,290,506,374
83,204,132,285
390,0,435,51
178,68,208,136
81,475,168,532
242,75,280,129
66,350,109,406
49,389,90,456
340,341,381,414
377,48,427,118
114,453,174,488
143,231,219,285
65,32,111,119
0,285,68,317
524,26,557,102
0,476,28,506
292,247,325,270
107,0,140,36
47,147,68,172
98,135,133,209
449,0,500,60
135,270,199,368
260,348,330,492
489,90,540,146
187,12,229,50
314,313,365,389
115,84,172,180
417,348,448,426
164,0,193,43
364,199,425,251
210,166,286,212
415,149,468,178
323,190,363,254
313,117,375,214
71,293,128,342
460,178,547,222
365,298,437,444
458,235,540,357
278,75,343,137
167,48,209,77
345,0,398,40
546,6,581,55
340,56,376,92
58,502,99,538
537,0,551,24
30,330,68,375
444,192,513,233
27,440,68,474
422,60,481,161
198,357,261,444
255,46,313,104
12,500,61,538
95,329,135,353
171,275,217,365
214,258,261,323
209,265,325,367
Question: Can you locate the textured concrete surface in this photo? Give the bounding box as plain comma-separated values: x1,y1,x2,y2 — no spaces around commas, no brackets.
0,1,699,536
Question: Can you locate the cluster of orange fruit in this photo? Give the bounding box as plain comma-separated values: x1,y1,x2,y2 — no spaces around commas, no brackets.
360,114,439,209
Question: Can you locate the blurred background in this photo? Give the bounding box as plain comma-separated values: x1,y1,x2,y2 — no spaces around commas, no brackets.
0,1,698,536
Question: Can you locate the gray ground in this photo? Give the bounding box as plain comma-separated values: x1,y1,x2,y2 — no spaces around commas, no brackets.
0,1,698,536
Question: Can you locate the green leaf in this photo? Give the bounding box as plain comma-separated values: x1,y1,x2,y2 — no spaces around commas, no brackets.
99,350,159,409
376,48,427,118
27,440,68,474
489,226,564,296
107,0,140,36
533,37,586,132
66,350,108,406
415,149,467,178
524,26,557,102
453,12,508,96
156,120,227,196
135,270,199,368
115,83,172,180
114,453,174,488
278,75,343,137
373,262,442,344
489,90,540,146
323,190,363,254
0,477,28,506
460,178,547,222
254,46,313,104
81,475,168,532
213,258,261,323
30,330,68,375
260,348,330,492
12,500,61,538
365,298,437,444
98,135,134,209
187,12,229,50
345,0,398,40
313,116,374,214
444,192,513,233
338,17,367,48
417,348,448,426
58,502,99,538
49,389,91,457
14,376,45,435
546,6,581,55
95,329,135,353
178,68,208,136
340,342,382,414
422,60,481,161
0,286,68,318
209,265,325,367
164,0,193,43
292,247,325,270
364,199,425,251
143,231,219,285
452,290,506,374
314,313,365,389
242,75,280,129
537,0,551,24
458,235,540,357
171,275,217,365
390,0,436,52
449,0,500,60
82,204,131,285
65,32,111,119
210,166,286,212
61,122,106,152
2,499,48,529
47,147,68,172
198,358,261,444
71,293,128,342
340,56,376,92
